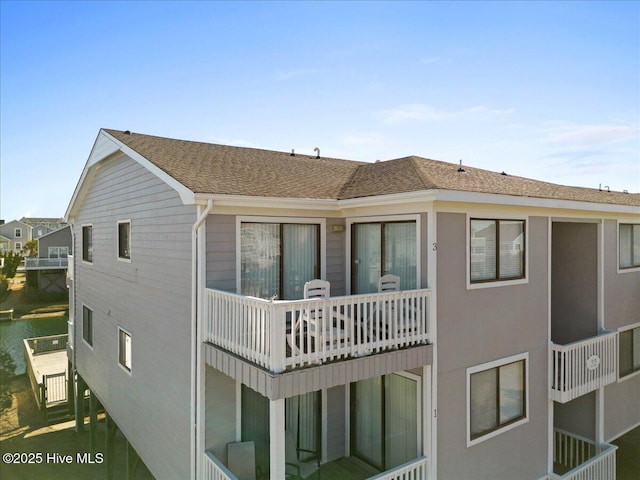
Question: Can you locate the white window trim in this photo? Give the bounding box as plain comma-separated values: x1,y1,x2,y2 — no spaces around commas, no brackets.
616,221,640,274
617,322,640,383
48,246,70,258
466,352,529,447
235,216,327,295
117,326,133,375
14,228,22,238
346,214,421,294
81,224,93,265
466,214,529,290
14,242,22,251
82,305,94,350
117,220,132,263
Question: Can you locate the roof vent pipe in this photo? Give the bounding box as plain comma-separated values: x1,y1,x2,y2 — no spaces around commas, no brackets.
457,159,465,173
290,149,295,156
314,147,320,159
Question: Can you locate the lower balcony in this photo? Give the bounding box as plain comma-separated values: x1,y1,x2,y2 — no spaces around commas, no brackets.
204,287,432,373
549,332,618,403
203,452,429,480
24,257,69,269
550,429,617,480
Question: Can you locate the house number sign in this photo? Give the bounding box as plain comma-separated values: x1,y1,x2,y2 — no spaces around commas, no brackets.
586,355,600,371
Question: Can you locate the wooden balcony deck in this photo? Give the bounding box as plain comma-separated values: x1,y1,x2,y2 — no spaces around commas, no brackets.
205,288,432,373
23,334,69,409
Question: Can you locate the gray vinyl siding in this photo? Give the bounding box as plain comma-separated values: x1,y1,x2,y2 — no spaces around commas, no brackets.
603,219,640,330
206,214,236,292
204,343,432,401
602,218,640,440
436,212,549,480
551,222,599,344
37,226,72,257
72,153,196,480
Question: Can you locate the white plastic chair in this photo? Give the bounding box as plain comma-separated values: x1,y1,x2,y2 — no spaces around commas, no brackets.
291,280,348,353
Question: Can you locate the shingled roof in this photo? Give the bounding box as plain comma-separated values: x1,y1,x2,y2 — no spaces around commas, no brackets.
104,129,640,207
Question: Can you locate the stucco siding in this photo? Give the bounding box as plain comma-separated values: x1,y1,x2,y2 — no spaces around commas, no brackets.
72,153,196,480
436,212,549,479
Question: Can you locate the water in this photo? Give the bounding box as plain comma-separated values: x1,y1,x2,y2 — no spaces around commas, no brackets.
0,316,68,375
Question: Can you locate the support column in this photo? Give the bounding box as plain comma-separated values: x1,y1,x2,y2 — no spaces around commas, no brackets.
67,361,75,415
75,375,86,432
89,392,98,453
269,398,285,479
105,413,118,480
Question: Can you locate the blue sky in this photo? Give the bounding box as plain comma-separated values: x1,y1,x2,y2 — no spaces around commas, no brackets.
1,1,638,221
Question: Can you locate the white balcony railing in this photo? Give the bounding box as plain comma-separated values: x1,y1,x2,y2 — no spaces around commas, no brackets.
203,451,237,480
205,288,432,373
550,429,617,480
24,257,69,269
368,456,429,480
549,332,617,403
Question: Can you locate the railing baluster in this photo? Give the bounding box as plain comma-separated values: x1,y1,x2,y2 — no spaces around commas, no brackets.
204,288,432,372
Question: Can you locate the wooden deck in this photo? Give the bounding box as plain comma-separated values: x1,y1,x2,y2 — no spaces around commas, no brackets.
23,334,69,408
310,456,379,480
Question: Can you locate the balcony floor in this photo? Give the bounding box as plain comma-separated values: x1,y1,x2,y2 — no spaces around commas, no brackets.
302,456,379,480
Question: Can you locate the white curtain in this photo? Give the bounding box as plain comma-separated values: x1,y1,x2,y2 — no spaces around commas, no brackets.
470,220,497,282
385,374,418,468
241,223,280,298
352,224,381,294
499,221,524,279
384,222,417,290
241,223,318,300
283,224,318,300
352,377,383,468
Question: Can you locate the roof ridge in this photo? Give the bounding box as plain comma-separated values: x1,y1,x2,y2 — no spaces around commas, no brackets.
102,128,363,164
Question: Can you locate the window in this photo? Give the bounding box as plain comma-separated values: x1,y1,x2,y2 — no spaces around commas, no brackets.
15,242,22,251
241,222,320,300
470,219,525,283
82,306,93,346
619,224,640,269
619,325,640,378
351,221,417,294
118,328,132,372
48,247,69,259
118,221,131,260
82,226,93,262
14,228,22,238
468,353,528,445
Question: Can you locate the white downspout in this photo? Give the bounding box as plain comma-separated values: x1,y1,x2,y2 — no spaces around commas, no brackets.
191,199,213,480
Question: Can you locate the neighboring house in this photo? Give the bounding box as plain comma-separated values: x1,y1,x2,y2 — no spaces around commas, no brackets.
0,219,32,254
65,129,640,480
0,234,10,254
24,225,72,294
20,217,68,239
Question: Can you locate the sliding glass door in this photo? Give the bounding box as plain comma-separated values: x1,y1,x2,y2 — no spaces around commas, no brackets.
351,373,420,471
241,223,319,299
352,221,417,294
